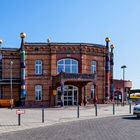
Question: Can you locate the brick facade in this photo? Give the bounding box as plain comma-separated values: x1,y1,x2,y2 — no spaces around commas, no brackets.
0,38,132,107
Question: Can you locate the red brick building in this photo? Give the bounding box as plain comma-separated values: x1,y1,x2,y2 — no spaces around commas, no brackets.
113,79,132,102
0,33,131,107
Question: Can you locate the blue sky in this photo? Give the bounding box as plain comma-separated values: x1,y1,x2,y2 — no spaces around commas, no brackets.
0,0,140,88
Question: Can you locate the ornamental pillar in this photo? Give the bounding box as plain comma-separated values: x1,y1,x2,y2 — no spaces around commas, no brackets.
20,32,26,106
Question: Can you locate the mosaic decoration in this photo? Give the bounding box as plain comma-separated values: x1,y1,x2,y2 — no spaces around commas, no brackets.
20,40,26,100
105,41,110,101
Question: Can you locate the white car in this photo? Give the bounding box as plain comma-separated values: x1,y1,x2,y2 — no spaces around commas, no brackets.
133,104,140,117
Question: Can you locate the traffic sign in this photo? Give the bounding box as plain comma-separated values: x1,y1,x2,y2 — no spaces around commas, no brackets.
16,109,25,115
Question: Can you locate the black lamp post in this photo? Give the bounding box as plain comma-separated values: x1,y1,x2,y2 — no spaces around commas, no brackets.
0,39,3,99
121,65,127,106
10,60,13,109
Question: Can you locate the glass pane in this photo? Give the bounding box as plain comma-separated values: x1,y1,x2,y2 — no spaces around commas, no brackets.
58,90,61,95
68,91,72,96
68,86,73,89
35,66,38,73
39,66,42,74
39,94,41,100
58,65,64,73
72,66,78,73
65,59,70,64
64,91,67,95
64,101,67,105
35,96,38,100
74,91,77,99
68,97,72,100
35,60,38,65
36,60,41,65
68,101,72,105
58,60,64,64
65,66,70,73
91,61,96,73
72,60,77,64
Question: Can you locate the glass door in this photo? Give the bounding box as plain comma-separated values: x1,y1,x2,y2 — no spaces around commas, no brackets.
57,85,78,106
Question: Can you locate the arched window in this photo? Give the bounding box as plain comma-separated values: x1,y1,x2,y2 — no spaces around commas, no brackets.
57,59,78,73
35,85,42,101
35,60,42,75
91,61,97,73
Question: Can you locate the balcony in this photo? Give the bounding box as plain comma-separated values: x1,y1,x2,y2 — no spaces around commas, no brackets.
52,72,97,87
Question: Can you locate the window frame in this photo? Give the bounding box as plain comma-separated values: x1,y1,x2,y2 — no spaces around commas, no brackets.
57,58,78,74
35,60,42,75
35,85,42,101
91,85,94,99
91,60,97,73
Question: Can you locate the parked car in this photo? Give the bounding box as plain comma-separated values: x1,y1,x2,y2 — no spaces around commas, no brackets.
133,104,140,117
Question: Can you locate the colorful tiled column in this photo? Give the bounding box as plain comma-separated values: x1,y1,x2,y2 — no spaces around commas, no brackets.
61,81,64,107
110,44,115,101
20,32,26,106
83,86,87,106
105,37,110,102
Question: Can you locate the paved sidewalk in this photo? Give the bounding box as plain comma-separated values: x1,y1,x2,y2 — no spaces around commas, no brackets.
0,104,135,134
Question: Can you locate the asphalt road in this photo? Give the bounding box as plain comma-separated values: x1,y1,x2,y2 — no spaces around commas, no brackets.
0,115,140,140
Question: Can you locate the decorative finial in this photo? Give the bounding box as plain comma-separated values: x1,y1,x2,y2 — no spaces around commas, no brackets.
110,44,115,49
105,37,110,42
0,39,3,45
47,38,51,43
20,32,26,39
121,65,127,69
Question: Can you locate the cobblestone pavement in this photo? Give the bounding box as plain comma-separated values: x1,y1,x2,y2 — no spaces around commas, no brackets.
0,104,136,137
0,115,140,140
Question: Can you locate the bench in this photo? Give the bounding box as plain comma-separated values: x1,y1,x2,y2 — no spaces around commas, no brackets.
0,99,14,107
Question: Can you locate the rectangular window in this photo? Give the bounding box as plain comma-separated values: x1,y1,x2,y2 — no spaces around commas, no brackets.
35,85,42,101
91,61,97,73
35,60,42,75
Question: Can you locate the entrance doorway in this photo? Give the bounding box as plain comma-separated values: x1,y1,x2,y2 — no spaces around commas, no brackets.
57,85,78,106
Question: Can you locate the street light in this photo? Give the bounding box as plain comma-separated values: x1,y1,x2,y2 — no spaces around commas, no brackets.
0,39,2,99
0,39,3,46
121,65,127,106
10,60,13,109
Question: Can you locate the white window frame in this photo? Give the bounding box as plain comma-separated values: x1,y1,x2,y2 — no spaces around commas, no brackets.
35,85,42,101
57,58,78,74
91,60,97,73
91,85,94,98
35,60,42,75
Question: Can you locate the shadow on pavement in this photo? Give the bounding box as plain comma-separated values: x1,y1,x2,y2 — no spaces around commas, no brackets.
0,124,18,126
122,115,140,120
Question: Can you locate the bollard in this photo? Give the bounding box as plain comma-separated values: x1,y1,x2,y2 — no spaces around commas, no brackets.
18,114,21,126
42,108,44,123
113,103,115,115
16,109,25,126
95,104,97,116
129,103,131,114
77,104,79,118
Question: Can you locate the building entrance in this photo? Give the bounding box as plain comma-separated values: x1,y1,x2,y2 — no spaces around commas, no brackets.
57,85,78,106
